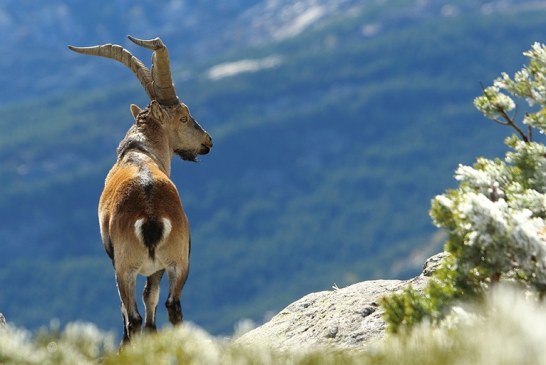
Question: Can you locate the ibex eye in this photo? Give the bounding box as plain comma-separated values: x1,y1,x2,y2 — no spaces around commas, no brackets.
181,116,188,123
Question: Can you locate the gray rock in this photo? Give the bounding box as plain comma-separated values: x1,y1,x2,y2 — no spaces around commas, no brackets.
422,251,450,277
237,276,430,351
236,253,448,351
0,313,5,327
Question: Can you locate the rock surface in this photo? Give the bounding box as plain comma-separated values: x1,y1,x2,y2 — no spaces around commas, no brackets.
236,253,448,351
0,313,5,327
422,251,450,277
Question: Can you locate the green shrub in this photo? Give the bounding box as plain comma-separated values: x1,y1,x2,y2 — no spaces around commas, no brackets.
382,42,546,333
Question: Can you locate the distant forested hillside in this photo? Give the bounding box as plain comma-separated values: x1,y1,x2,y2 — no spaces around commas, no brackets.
1,0,546,335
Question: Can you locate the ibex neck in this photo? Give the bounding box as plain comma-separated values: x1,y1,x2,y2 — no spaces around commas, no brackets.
117,127,172,176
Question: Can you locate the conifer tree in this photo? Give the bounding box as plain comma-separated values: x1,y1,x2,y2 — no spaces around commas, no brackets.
382,42,546,333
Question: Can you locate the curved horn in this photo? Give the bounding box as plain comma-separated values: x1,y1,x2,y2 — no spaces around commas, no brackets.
128,35,179,106
68,43,155,100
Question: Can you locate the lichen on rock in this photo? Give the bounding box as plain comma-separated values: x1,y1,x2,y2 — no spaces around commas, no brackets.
236,253,446,351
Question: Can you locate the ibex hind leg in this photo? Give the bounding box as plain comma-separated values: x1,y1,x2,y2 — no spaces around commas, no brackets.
115,269,142,344
142,269,165,332
165,265,188,325
120,304,130,344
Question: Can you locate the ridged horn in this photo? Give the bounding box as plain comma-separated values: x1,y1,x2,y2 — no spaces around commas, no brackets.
128,35,179,106
67,43,155,100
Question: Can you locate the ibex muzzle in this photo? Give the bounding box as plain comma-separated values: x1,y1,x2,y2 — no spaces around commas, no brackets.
68,36,212,344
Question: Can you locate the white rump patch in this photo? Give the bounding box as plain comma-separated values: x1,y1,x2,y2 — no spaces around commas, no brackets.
161,217,172,239
134,218,145,244
134,217,172,244
133,217,174,275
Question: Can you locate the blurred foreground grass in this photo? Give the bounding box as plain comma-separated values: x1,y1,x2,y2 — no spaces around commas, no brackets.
2,285,546,364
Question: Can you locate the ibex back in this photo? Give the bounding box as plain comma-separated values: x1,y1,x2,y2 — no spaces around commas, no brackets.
68,36,212,344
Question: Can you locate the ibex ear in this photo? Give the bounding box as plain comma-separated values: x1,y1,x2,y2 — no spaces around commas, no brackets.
149,100,166,121
130,104,142,120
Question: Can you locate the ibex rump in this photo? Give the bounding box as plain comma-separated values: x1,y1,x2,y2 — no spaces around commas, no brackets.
68,36,212,343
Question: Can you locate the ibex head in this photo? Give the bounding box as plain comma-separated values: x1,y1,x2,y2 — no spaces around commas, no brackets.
69,35,212,164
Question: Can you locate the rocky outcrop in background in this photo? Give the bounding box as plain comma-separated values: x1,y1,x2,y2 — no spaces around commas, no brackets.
0,313,6,327
236,253,447,351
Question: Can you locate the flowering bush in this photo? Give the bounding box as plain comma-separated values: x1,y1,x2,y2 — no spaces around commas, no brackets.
382,42,546,333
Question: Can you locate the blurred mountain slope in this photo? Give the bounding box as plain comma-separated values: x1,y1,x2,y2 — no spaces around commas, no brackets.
1,0,545,335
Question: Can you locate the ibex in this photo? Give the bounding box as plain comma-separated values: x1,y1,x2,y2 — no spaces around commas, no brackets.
68,36,212,343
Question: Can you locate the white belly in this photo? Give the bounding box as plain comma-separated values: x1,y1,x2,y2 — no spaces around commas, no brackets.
138,257,166,276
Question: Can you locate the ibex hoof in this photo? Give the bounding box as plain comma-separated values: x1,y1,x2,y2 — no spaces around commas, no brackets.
166,299,183,325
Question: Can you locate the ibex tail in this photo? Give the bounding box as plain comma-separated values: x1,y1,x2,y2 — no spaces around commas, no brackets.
134,217,172,259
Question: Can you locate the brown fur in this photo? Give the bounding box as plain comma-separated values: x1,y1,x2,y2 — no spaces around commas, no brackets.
99,101,211,344
69,37,212,345
99,155,189,264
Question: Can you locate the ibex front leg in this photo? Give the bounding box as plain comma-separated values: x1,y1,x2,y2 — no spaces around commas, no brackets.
165,264,189,325
115,269,142,343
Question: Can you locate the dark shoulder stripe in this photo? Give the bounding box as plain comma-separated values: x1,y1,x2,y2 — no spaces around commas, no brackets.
117,138,151,161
